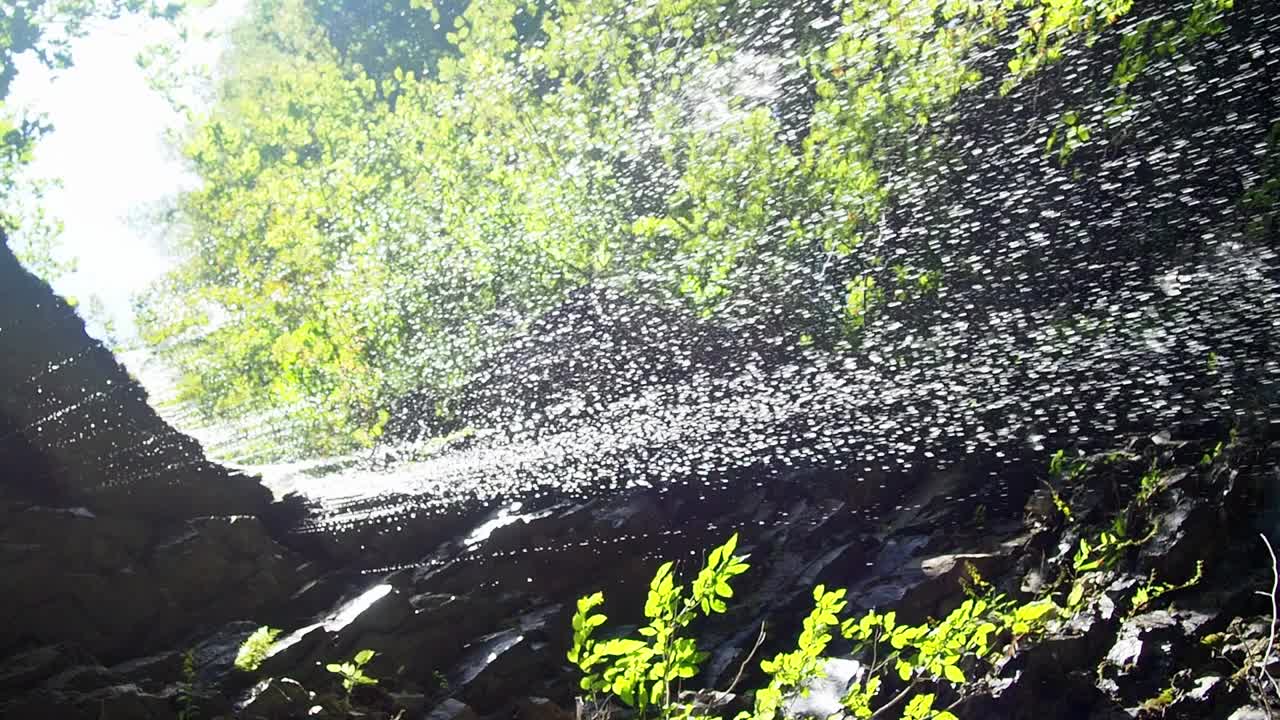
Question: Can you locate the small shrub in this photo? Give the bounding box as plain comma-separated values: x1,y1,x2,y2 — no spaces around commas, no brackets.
177,649,198,720
327,649,378,694
569,536,1063,720
1136,460,1165,505
234,626,281,672
1072,516,1155,576
1129,561,1204,616
568,533,750,715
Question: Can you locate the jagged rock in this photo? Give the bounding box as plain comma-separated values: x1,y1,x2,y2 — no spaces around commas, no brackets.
516,696,575,720
339,587,412,634
286,571,357,619
110,651,186,689
1140,494,1222,580
390,691,429,714
426,698,480,720
0,683,176,720
42,664,122,692
0,643,98,691
0,239,308,674
958,664,1118,720
1097,610,1212,705
191,621,262,687
1003,605,1118,683
256,624,328,681
1160,675,1234,718
0,488,303,664
259,584,502,689
456,631,555,713
0,239,272,523
149,516,303,616
0,508,159,656
680,689,744,716
1103,611,1179,672
240,677,312,719
850,544,1016,623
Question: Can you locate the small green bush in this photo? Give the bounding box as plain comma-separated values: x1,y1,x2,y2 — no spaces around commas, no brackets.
234,626,281,672
570,536,1063,720
327,649,378,694
569,533,750,713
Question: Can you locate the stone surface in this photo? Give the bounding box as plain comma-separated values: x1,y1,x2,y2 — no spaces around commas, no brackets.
0,236,305,668
3,223,1280,720
515,696,575,720
0,643,98,692
240,677,312,719
426,698,480,720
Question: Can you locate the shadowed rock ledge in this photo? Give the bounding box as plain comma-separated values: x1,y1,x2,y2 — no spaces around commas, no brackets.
0,234,315,676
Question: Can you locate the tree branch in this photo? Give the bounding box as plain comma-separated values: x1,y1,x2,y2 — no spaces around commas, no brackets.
1257,533,1280,703
724,622,768,695
867,680,920,720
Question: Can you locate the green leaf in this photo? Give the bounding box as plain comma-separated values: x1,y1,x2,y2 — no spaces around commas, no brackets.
897,659,913,681
904,693,935,720
943,663,966,684
353,649,375,666
722,533,738,561
709,545,724,568
1067,582,1085,608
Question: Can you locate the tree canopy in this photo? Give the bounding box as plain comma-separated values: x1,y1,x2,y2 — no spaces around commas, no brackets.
136,0,1243,458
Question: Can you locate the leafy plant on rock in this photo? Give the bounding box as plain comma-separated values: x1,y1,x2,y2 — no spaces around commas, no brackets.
327,649,379,694
569,533,750,718
1072,515,1155,576
1129,562,1204,616
234,626,281,672
177,649,199,720
570,536,1064,720
744,584,850,719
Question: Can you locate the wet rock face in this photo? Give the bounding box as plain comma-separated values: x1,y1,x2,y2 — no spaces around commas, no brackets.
0,238,272,523
240,677,312,719
0,238,313,716
0,510,308,661
215,422,1273,720
0,238,303,659
0,641,231,720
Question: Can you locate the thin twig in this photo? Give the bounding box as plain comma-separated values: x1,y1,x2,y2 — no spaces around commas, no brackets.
867,681,920,720
724,622,768,695
1257,533,1280,703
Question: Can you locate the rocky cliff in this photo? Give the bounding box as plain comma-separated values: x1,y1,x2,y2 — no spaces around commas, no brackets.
257,423,1275,720
3,225,1277,719
0,234,322,716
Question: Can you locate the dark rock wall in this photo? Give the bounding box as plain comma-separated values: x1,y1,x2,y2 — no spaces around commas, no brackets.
0,235,270,520
0,233,308,663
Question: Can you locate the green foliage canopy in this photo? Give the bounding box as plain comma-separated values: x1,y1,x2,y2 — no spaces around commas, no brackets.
137,0,1236,456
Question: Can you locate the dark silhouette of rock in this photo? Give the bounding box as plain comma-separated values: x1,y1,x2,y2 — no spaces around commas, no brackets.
0,235,316,714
